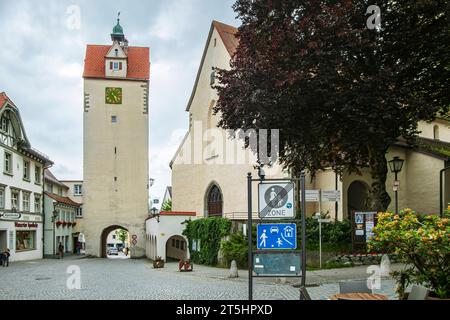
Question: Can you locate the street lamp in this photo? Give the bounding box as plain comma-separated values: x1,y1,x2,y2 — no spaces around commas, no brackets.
52,209,58,259
388,156,404,214
151,207,160,223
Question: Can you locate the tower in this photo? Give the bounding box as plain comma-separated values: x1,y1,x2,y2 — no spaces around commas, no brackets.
82,16,150,258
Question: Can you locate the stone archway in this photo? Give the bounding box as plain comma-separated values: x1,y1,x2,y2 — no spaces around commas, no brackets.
347,180,371,220
100,225,128,258
165,235,187,261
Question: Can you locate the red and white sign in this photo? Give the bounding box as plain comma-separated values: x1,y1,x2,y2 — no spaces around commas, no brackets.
132,235,138,240
15,222,38,229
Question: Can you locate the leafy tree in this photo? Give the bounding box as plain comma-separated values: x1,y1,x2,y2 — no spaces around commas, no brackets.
117,229,127,245
214,0,450,211
161,199,172,211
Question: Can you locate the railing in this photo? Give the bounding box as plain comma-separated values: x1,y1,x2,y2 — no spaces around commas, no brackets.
223,212,261,221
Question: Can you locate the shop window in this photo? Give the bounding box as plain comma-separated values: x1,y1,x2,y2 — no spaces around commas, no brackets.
16,231,36,251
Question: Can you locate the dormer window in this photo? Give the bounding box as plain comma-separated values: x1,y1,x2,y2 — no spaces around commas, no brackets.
110,61,123,71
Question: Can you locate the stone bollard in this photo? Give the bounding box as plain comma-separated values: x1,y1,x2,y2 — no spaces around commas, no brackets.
229,260,239,278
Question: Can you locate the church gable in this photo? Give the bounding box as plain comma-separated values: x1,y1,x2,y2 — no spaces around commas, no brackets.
106,42,127,59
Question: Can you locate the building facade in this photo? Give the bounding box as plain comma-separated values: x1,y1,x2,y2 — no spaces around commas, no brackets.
0,92,53,262
43,170,81,257
82,18,150,258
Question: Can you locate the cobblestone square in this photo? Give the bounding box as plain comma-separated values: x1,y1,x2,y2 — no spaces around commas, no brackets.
0,257,399,300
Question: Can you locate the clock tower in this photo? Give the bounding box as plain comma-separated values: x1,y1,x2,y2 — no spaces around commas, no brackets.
82,16,150,258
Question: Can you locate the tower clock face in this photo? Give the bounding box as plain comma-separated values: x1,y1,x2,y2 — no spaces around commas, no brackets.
105,87,122,104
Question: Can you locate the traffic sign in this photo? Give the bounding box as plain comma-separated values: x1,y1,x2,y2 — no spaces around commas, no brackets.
258,182,295,219
257,223,297,250
132,239,137,246
132,235,138,240
253,252,301,277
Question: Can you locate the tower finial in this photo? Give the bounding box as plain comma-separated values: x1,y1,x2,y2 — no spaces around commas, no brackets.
117,11,120,22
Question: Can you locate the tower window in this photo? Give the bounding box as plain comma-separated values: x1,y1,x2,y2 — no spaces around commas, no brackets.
115,49,118,57
111,116,117,123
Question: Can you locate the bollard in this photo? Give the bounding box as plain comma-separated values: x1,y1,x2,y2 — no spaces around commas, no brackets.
229,260,239,278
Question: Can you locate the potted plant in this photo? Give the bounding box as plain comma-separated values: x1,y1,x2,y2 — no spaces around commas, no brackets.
153,256,164,268
369,209,450,300
56,221,62,227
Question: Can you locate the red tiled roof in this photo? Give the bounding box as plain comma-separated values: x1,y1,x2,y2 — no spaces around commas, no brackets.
212,20,239,56
159,211,196,217
83,45,150,80
0,92,15,109
45,192,81,207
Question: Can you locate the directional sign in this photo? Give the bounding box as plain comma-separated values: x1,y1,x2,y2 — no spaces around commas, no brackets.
257,223,297,250
258,182,295,219
305,190,320,202
321,190,341,202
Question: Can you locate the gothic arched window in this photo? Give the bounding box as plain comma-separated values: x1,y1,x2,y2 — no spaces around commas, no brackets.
207,185,223,217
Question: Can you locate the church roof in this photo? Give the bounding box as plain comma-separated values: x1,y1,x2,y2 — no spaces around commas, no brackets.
212,20,239,56
83,45,150,80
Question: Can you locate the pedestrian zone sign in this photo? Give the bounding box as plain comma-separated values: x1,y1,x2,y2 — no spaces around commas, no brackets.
258,182,295,219
257,223,297,250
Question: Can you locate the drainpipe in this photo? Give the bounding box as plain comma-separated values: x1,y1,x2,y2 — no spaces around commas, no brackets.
42,164,53,258
440,166,450,217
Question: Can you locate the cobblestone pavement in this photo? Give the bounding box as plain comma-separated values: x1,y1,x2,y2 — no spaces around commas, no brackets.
0,258,400,300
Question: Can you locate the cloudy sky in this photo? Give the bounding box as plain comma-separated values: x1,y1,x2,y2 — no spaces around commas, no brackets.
0,0,238,204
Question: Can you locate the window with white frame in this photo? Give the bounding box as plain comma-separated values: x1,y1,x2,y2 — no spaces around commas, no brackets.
74,184,82,196
35,166,41,184
22,192,30,212
34,194,41,213
0,187,5,209
76,207,83,218
11,190,19,210
23,160,30,181
1,116,8,132
46,182,52,193
4,151,12,175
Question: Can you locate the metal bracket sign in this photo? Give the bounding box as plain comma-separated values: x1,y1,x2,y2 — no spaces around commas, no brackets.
257,223,297,250
253,251,302,277
258,182,295,219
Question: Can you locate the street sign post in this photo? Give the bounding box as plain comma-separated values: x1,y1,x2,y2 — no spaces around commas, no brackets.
258,182,295,219
257,223,297,250
321,190,341,202
248,173,307,301
305,190,320,202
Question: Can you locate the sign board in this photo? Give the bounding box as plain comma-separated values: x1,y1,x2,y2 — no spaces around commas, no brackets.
0,212,22,220
352,212,377,248
258,182,294,219
253,252,302,277
257,223,297,250
321,190,341,202
305,190,320,202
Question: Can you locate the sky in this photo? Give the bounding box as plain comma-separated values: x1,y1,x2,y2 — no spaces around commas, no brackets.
0,0,239,205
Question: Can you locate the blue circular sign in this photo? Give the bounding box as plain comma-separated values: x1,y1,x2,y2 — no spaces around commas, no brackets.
286,203,293,209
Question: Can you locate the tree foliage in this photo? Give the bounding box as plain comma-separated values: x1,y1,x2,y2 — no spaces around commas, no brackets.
214,0,450,211
161,199,172,212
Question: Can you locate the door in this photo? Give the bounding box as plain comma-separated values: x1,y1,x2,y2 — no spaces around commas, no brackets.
0,230,6,251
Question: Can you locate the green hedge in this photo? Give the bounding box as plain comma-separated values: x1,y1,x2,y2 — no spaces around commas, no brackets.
182,217,231,265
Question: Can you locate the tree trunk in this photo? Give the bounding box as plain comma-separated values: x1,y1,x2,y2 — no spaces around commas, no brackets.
368,147,391,212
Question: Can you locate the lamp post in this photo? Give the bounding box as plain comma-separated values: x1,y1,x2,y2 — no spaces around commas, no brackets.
52,209,58,259
388,156,404,214
151,207,160,223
